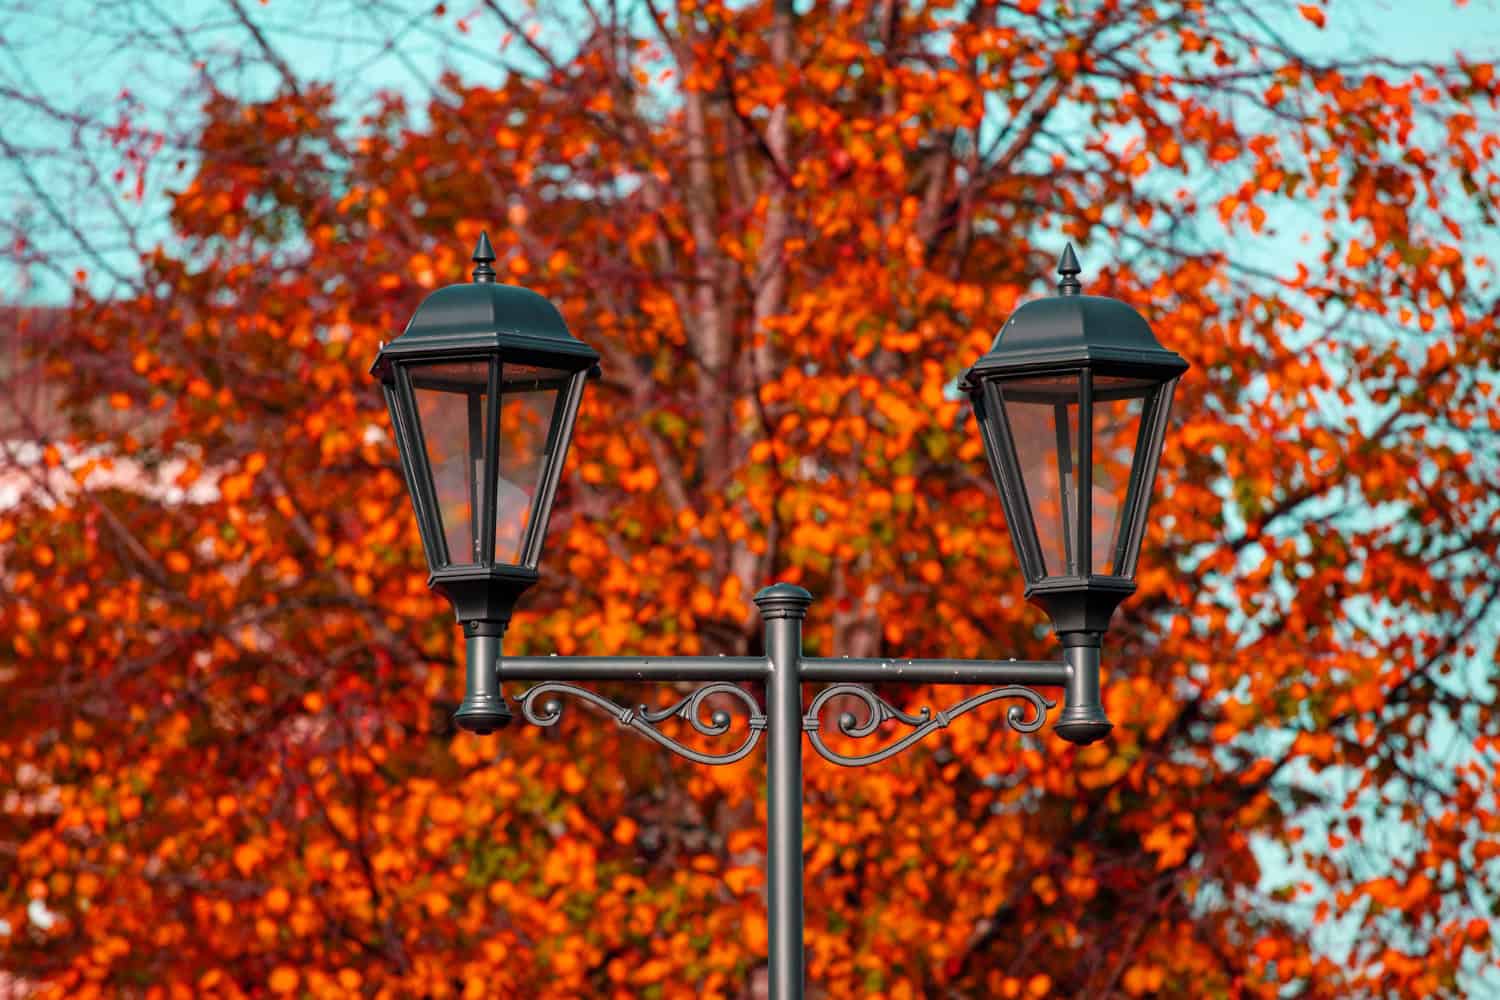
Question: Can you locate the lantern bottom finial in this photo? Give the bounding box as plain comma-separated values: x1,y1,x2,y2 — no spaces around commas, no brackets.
454,625,513,734
454,693,513,734
1054,640,1112,745
1054,706,1112,745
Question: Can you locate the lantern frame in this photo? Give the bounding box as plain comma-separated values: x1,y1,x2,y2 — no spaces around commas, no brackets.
370,235,599,732
962,246,1188,641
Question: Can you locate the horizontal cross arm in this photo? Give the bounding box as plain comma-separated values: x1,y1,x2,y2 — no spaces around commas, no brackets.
500,655,769,682
799,658,1067,686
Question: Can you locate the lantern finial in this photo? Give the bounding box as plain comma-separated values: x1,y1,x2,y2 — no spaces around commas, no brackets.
471,232,497,283
1057,243,1082,296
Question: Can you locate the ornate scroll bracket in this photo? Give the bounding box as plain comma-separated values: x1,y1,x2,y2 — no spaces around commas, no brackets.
804,684,1055,768
514,681,766,766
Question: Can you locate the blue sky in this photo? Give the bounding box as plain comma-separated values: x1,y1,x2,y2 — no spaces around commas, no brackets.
3,0,1500,302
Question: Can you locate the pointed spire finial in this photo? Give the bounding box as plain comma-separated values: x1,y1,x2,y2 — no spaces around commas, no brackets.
471,232,497,283
1057,243,1082,296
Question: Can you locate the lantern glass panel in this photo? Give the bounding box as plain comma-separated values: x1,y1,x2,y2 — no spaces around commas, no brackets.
411,360,491,565
997,375,1081,577
1090,375,1155,575
1114,378,1180,581
494,363,571,563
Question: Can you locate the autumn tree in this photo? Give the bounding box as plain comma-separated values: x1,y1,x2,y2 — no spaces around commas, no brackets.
2,1,1499,997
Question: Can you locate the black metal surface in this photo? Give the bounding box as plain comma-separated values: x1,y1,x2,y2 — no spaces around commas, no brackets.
800,657,1066,686
976,379,1048,580
471,231,497,283
373,235,598,656
1056,243,1082,295
373,247,1191,996
520,369,589,567
370,236,599,378
1054,394,1077,575
496,656,1069,686
1053,641,1113,745
428,564,541,625
755,583,811,1000
382,381,445,570
480,358,500,563
499,655,769,682
959,245,1189,387
392,364,450,568
1023,575,1137,637
1077,369,1094,577
804,683,1055,767
453,630,512,733
450,584,1118,995
514,681,766,766
1116,377,1181,578
962,245,1189,656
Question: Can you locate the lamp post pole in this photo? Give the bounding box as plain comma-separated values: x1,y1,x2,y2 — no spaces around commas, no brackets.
369,236,1191,999
757,583,812,999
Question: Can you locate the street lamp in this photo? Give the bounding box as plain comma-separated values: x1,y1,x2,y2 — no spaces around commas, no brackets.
961,244,1188,743
371,235,1188,999
370,233,598,734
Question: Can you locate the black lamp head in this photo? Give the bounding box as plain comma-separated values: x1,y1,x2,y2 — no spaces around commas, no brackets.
373,234,601,732
962,245,1189,643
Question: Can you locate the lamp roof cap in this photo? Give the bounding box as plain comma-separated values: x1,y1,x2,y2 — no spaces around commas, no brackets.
371,234,599,379
962,244,1188,386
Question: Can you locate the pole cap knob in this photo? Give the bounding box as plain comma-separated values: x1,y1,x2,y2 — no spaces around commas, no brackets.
754,582,813,620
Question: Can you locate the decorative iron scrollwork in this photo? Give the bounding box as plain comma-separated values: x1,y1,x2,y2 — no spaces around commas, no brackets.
515,682,766,766
804,684,1054,767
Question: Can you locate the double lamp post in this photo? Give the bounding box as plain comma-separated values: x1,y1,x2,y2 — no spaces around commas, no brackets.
368,235,1189,998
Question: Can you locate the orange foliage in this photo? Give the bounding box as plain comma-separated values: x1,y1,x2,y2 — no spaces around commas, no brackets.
2,1,1499,997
